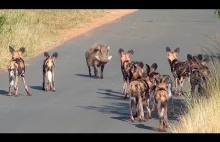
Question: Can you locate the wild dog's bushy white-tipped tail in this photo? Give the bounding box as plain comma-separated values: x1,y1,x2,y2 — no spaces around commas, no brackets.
159,107,165,118
47,71,52,83
168,83,172,98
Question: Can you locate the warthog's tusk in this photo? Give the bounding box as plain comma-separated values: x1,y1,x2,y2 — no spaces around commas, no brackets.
108,56,112,60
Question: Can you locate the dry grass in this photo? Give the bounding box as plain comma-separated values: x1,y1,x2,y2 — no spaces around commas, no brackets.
169,36,220,133
0,9,111,69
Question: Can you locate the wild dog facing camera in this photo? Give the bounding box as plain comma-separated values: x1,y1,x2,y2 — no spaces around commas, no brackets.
85,43,112,79
42,51,58,92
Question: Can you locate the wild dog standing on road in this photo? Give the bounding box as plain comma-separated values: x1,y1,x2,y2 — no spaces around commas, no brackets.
144,63,158,94
166,47,191,96
154,76,170,132
153,74,174,115
7,46,31,97
85,43,112,79
42,52,58,92
118,48,134,98
187,54,210,94
131,70,160,121
118,48,144,99
129,77,149,122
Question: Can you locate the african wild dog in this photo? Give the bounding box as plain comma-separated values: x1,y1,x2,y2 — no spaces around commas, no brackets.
7,46,31,97
166,47,191,96
131,68,160,121
154,76,170,132
144,63,158,94
42,52,58,92
153,74,174,115
118,48,134,98
118,48,144,99
129,77,150,122
85,43,112,79
187,54,210,94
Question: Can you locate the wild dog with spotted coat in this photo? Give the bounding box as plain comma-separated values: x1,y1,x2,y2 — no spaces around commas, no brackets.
129,76,150,122
154,76,170,132
144,63,158,95
187,54,210,94
118,48,144,99
152,74,174,115
85,43,112,79
166,47,191,96
131,69,160,121
7,46,31,97
42,52,58,92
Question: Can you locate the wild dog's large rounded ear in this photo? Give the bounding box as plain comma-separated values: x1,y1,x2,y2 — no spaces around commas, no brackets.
137,62,144,68
52,52,58,59
9,45,15,54
127,50,134,55
187,54,193,61
174,47,180,54
151,63,158,72
163,76,170,84
18,47,26,54
201,57,210,66
166,46,171,53
118,48,124,55
130,65,136,74
196,54,203,61
106,45,110,51
44,52,50,58
145,64,150,75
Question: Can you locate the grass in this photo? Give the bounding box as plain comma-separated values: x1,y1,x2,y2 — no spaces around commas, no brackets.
0,9,111,69
215,10,220,19
169,36,220,133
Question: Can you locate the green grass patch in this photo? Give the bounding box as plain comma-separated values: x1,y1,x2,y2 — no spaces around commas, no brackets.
0,9,111,68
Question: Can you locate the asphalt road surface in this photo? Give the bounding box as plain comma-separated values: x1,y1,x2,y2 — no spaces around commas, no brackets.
0,10,220,133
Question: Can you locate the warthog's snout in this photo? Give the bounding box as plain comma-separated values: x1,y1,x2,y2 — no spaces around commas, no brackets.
95,55,112,63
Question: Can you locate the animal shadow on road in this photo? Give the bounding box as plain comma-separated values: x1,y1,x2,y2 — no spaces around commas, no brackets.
96,89,122,101
132,124,157,132
30,86,43,91
75,73,94,78
77,102,160,132
0,89,8,96
77,102,130,122
0,89,24,96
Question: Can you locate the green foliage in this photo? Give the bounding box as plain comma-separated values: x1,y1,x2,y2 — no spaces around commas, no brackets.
215,10,220,19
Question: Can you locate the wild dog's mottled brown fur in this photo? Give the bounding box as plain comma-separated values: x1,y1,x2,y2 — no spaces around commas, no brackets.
129,78,149,122
85,43,112,79
118,48,144,99
154,76,170,132
42,52,58,92
144,63,158,92
153,74,174,114
7,46,31,97
132,69,160,119
187,54,210,94
118,48,134,98
166,47,191,96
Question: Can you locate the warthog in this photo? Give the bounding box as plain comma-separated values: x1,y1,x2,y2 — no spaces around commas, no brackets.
85,43,112,79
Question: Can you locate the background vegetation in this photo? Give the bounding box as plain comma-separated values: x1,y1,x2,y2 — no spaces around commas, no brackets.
0,9,111,68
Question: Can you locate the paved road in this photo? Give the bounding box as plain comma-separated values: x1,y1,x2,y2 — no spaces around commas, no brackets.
0,10,220,133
